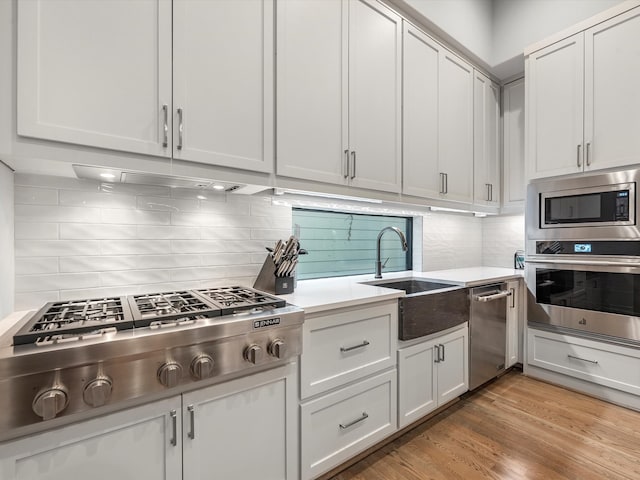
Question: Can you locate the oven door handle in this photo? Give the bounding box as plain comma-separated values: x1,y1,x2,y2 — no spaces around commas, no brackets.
526,258,640,267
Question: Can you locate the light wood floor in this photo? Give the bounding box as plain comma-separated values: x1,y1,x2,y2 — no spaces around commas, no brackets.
331,371,640,480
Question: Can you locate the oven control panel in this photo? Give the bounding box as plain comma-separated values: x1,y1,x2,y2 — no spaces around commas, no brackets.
536,240,640,256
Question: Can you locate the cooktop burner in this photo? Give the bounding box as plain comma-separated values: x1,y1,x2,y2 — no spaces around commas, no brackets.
128,290,220,327
13,287,288,346
195,286,286,315
13,297,134,346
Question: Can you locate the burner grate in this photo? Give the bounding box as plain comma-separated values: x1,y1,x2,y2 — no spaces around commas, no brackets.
13,297,134,346
128,291,221,327
195,286,286,315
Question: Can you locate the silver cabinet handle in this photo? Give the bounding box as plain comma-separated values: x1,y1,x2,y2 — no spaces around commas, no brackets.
162,104,168,148
187,404,195,439
339,412,368,430
434,345,441,363
440,344,445,362
340,340,370,353
486,183,491,201
474,290,512,302
490,184,493,202
509,288,515,308
444,173,448,194
567,354,598,365
169,409,177,446
350,151,356,179
177,107,184,151
586,142,591,166
577,144,582,167
343,149,350,178
439,173,446,194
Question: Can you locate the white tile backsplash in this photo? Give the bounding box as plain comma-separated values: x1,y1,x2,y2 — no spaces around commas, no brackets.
13,174,294,310
12,174,525,312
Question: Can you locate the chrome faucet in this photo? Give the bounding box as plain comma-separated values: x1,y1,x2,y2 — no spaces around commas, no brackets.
375,227,408,279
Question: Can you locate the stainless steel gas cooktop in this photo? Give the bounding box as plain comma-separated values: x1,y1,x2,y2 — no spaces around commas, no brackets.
0,286,302,442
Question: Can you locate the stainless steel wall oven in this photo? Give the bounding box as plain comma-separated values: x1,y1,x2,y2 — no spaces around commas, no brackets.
526,167,640,346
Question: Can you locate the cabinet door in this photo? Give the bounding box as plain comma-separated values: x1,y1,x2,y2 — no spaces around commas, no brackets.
17,0,172,156
276,0,348,185
584,7,640,171
182,364,297,480
527,33,584,179
348,0,402,193
473,71,500,206
436,327,469,405
173,0,274,173
439,51,474,203
402,23,441,199
503,78,526,208
0,397,182,480
397,340,437,428
506,280,521,368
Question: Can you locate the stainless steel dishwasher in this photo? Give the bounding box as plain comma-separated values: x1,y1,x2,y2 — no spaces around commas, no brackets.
469,283,511,390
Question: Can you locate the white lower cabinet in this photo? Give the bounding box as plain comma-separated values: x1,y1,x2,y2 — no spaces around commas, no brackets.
527,329,640,396
0,396,182,480
300,369,397,480
398,325,468,429
183,363,298,480
0,364,297,480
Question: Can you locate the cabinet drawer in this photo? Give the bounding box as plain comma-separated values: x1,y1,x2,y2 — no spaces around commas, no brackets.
300,369,397,480
301,302,397,399
528,328,640,395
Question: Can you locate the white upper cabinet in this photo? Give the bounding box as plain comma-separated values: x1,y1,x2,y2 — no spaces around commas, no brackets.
584,7,640,171
526,34,584,179
17,0,172,157
17,0,274,173
276,0,346,185
173,0,273,172
473,70,500,206
438,51,474,203
402,23,474,204
402,23,441,199
277,0,401,193
527,5,640,179
503,77,526,208
348,0,402,192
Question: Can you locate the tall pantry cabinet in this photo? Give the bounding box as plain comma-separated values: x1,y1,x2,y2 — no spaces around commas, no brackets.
277,0,402,193
17,0,274,173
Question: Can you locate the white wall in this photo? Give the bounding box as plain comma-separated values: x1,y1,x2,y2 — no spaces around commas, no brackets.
0,163,14,318
482,214,525,268
13,174,292,310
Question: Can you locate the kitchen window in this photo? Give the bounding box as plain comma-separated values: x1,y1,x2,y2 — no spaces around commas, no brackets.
292,208,412,280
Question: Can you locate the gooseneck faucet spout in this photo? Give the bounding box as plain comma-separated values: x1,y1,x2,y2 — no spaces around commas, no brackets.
375,227,408,279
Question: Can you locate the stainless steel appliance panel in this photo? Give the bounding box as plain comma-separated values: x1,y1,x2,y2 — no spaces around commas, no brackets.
469,284,509,390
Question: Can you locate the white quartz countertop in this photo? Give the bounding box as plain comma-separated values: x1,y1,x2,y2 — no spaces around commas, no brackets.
280,266,523,314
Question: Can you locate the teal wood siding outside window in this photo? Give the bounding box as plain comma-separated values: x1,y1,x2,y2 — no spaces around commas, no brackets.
292,208,412,280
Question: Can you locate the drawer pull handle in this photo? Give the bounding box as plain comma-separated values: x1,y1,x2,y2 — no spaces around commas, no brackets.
169,409,177,446
339,412,369,430
340,340,370,353
187,404,195,439
567,354,598,365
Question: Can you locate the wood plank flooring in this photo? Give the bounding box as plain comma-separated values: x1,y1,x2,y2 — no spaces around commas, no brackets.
330,371,640,480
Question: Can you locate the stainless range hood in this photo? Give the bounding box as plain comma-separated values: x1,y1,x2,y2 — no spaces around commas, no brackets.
72,164,270,195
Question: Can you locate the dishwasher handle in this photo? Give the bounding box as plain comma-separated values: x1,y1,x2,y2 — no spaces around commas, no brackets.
474,290,512,302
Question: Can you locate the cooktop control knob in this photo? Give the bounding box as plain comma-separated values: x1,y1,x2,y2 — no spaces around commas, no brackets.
190,354,215,380
157,362,183,388
268,339,286,359
83,377,113,407
244,344,263,365
32,386,69,421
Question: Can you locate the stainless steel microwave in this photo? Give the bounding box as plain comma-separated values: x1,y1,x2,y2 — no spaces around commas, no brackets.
526,167,640,245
